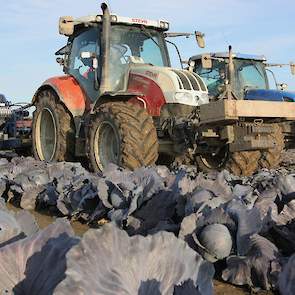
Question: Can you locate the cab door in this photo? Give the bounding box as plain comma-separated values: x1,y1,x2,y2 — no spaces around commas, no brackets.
68,26,101,101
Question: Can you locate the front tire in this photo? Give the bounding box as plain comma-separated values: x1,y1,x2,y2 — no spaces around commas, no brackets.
196,147,261,176
88,102,158,172
32,90,75,162
227,150,261,176
259,124,284,169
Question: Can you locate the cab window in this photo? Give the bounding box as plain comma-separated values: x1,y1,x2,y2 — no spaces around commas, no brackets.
68,27,101,100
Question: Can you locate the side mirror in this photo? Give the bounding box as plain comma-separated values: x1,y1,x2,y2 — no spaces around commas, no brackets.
59,16,74,36
201,54,212,69
290,62,295,75
277,83,288,91
195,31,205,48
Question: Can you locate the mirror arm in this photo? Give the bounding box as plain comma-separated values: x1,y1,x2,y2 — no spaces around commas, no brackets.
266,63,289,67
166,40,184,69
210,57,225,62
266,68,279,90
164,32,193,38
266,62,295,76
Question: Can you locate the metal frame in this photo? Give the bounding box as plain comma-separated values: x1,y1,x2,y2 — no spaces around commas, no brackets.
199,100,295,124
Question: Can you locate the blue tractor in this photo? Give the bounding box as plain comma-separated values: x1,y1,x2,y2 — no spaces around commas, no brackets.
0,94,32,154
185,47,295,175
189,49,295,102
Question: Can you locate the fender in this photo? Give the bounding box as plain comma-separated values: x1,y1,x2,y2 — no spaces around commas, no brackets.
91,92,142,113
127,73,166,116
91,73,165,116
32,75,88,117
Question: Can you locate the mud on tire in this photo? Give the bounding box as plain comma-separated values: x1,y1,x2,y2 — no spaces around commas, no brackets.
259,124,284,170
196,148,261,177
226,151,261,176
32,90,75,162
88,102,158,172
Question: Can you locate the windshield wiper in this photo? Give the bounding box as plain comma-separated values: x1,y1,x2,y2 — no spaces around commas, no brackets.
250,61,264,79
140,25,161,50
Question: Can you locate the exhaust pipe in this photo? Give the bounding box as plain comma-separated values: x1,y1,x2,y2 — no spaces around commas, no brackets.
100,3,111,93
227,45,235,100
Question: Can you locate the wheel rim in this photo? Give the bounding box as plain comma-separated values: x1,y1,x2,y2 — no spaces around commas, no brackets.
94,121,120,170
199,147,228,169
35,108,57,161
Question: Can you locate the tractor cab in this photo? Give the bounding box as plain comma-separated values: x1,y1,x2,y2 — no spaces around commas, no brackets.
56,4,208,114
57,7,171,101
190,51,295,101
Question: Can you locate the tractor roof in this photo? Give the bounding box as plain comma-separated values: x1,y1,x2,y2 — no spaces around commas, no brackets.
60,14,169,36
190,52,267,62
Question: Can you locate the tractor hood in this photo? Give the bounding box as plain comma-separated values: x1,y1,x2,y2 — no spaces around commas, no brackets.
128,64,209,107
245,89,295,102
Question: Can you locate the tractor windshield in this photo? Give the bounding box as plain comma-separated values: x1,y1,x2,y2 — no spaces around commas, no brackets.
109,25,169,91
234,59,268,97
194,58,268,99
194,60,226,98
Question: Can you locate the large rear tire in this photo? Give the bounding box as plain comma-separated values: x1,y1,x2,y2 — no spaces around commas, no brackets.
259,124,284,170
88,102,158,172
32,90,75,162
227,151,261,176
196,147,261,176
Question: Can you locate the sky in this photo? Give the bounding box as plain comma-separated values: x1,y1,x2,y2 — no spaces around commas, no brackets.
1,0,295,102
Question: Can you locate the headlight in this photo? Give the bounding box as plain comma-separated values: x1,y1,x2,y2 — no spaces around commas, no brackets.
200,93,209,104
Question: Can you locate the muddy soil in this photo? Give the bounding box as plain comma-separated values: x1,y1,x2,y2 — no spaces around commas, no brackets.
7,204,89,237
214,280,275,295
